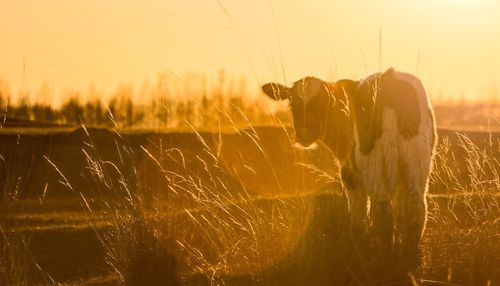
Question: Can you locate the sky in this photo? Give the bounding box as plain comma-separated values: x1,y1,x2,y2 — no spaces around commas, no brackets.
1,0,500,104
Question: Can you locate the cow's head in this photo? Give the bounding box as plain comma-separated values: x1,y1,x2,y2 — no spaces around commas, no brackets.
262,77,357,155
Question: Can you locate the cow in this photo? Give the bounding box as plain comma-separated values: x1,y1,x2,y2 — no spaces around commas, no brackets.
261,68,436,271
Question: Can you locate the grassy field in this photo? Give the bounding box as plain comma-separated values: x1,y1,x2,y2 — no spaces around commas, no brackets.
0,126,498,285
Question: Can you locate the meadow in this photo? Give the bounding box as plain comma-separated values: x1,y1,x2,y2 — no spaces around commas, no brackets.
0,79,499,285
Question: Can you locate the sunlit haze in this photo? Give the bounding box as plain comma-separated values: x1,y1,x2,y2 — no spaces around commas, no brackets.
1,0,499,103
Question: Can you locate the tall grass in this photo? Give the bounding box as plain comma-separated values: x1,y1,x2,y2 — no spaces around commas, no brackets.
66,112,341,285
1,110,498,284
424,131,499,284
94,127,497,285
0,136,55,285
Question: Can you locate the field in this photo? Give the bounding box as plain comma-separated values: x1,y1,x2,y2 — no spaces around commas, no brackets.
2,0,500,284
0,124,498,286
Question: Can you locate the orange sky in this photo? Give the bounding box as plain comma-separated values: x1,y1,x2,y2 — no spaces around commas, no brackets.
1,0,499,103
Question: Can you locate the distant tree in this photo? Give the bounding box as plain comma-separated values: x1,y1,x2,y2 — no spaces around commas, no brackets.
61,97,84,124
214,70,227,124
156,96,172,127
84,99,107,126
83,84,106,126
0,80,7,110
13,93,31,119
125,96,134,127
107,83,137,127
175,98,195,126
32,104,56,123
107,98,118,127
186,98,194,125
94,100,104,126
198,93,215,127
132,105,146,127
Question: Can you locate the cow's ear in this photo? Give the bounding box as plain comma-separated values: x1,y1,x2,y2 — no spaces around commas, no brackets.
261,82,291,101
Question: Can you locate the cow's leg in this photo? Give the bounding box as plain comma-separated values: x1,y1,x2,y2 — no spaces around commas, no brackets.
368,183,399,284
341,165,368,237
345,184,370,281
399,139,432,271
346,186,368,236
400,173,428,271
371,189,394,268
371,200,394,255
368,142,399,280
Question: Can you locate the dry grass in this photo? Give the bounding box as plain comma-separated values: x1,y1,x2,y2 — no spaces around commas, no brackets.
73,124,499,285
0,121,498,285
0,136,54,285
423,132,499,285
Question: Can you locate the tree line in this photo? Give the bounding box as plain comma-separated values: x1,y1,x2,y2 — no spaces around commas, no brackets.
0,72,288,129
0,72,497,129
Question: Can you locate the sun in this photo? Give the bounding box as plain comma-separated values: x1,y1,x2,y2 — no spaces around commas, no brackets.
424,0,493,11
446,0,492,6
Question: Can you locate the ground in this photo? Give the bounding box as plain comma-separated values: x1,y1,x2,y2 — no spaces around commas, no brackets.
1,126,498,285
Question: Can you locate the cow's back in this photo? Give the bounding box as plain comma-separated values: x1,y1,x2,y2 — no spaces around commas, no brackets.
351,68,435,155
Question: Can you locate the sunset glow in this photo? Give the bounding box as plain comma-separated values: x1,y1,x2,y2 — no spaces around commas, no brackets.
0,0,499,102
1,1,499,285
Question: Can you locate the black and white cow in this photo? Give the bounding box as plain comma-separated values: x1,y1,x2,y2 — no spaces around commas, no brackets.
262,68,436,269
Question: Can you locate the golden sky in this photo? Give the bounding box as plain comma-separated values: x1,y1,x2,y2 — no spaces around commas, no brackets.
1,0,499,102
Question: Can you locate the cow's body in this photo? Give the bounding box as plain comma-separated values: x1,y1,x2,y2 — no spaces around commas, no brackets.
262,68,436,270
